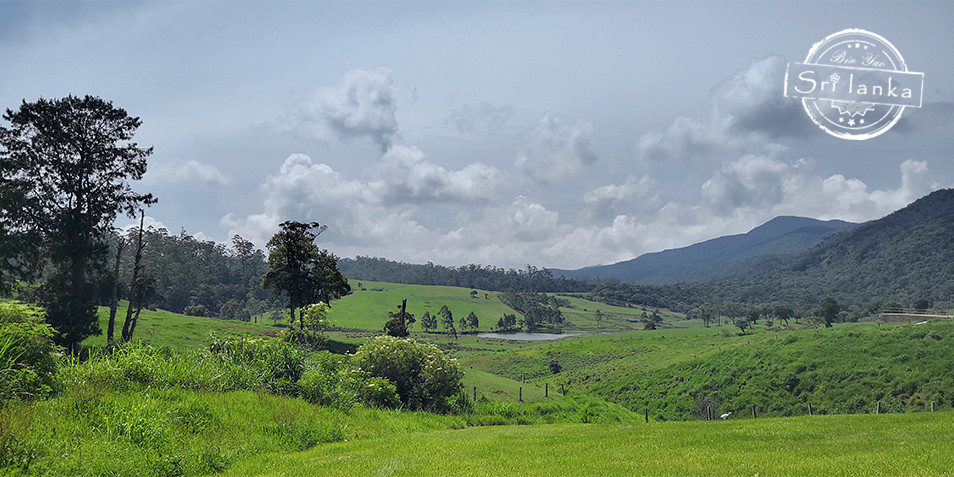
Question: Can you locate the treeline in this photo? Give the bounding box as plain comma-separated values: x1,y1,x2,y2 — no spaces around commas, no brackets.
338,257,591,293
339,257,727,313
95,229,272,319
497,288,567,330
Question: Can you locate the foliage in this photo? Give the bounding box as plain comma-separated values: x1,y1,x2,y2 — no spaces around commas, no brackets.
298,352,400,410
818,296,840,327
0,302,59,404
338,257,589,293
262,221,350,327
0,95,155,350
279,303,332,350
352,336,464,412
383,300,414,338
498,288,565,330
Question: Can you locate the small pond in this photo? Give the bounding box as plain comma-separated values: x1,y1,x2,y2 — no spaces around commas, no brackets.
476,332,581,341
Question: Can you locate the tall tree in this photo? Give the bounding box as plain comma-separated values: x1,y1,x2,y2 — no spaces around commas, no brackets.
262,220,350,328
0,95,155,351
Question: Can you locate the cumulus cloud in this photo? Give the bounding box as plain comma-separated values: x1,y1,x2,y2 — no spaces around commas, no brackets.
636,55,803,163
583,175,657,222
146,159,230,186
378,145,504,204
286,68,399,151
222,148,506,248
445,102,514,134
515,114,597,184
701,156,940,223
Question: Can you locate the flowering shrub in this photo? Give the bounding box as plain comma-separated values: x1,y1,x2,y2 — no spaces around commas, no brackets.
298,352,399,409
352,336,463,412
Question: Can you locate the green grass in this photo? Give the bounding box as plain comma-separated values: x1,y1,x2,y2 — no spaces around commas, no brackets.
81,302,282,353
462,368,561,404
221,411,954,476
330,281,688,333
1,389,466,476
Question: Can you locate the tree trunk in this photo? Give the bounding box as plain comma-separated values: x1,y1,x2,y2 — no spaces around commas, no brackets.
122,211,145,342
107,236,126,345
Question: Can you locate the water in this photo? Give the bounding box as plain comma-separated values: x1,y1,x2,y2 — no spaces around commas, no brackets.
477,332,581,341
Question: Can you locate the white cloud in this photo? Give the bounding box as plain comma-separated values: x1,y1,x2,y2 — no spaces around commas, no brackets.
583,175,657,222
515,114,597,184
700,156,940,223
284,68,399,151
146,159,230,186
378,145,504,204
636,55,802,163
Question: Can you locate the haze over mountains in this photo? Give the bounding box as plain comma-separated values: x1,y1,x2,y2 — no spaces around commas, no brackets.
341,189,954,307
555,216,857,284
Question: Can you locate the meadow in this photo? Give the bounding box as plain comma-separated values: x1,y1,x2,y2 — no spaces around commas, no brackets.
222,412,954,476
5,282,953,476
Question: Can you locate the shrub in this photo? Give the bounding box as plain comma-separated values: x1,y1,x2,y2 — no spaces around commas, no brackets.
352,336,463,412
0,301,59,404
298,352,400,410
279,303,331,350
207,333,305,396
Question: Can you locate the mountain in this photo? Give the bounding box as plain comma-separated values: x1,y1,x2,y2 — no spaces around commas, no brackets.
731,188,954,305
558,216,856,284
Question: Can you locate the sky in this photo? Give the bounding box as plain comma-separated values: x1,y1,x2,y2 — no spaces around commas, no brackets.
2,1,953,270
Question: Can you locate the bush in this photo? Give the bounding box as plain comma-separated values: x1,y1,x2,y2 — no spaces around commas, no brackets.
0,302,60,404
352,336,463,412
207,333,305,396
298,352,400,410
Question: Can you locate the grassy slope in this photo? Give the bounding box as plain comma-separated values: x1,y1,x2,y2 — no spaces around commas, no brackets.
592,319,954,420
81,302,281,353
222,412,954,476
329,281,687,333
463,318,954,420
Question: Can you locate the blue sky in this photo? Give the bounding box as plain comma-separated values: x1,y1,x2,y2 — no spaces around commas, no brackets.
2,1,952,269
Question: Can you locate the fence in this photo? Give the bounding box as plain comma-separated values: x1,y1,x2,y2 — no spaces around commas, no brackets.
469,383,940,421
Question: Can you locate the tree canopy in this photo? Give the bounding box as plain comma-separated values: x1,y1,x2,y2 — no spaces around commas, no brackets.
0,95,155,350
262,221,350,328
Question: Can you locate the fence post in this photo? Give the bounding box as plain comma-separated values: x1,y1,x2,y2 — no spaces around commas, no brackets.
751,404,757,419
808,402,813,416
706,406,711,421
876,401,881,415
519,387,523,402
474,386,477,402
545,382,548,397
644,408,649,423
931,401,936,412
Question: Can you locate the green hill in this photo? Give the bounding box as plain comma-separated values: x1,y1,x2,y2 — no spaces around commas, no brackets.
464,319,954,421
728,188,954,305
326,281,688,334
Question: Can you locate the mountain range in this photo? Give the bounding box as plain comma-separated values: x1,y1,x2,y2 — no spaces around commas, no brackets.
556,216,857,284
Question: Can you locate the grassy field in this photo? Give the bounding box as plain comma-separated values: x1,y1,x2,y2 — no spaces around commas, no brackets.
80,302,282,353
16,283,950,476
328,281,687,333
221,411,954,476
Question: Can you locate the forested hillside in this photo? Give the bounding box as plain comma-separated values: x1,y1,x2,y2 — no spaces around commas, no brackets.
724,188,954,306
559,216,855,284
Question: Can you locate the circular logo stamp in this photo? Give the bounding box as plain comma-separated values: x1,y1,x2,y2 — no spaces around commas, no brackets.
784,29,923,140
